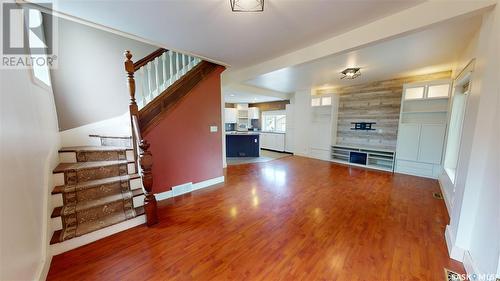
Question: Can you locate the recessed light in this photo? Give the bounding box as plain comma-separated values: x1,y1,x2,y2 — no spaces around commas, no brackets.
230,94,235,97
340,68,361,80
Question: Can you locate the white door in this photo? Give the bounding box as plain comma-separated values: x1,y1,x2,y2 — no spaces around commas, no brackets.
418,124,446,164
396,124,421,161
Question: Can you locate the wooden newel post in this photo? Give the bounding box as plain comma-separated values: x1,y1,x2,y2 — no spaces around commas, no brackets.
125,50,139,160
138,139,158,226
125,50,158,226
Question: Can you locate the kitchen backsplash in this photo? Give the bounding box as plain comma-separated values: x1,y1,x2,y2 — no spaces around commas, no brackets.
225,123,235,131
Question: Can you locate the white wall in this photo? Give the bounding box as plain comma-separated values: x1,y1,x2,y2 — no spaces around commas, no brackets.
441,5,500,278
47,15,156,131
0,68,60,280
291,90,312,157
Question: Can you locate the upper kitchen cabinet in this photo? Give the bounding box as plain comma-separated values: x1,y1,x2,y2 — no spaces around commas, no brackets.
224,108,237,123
248,107,260,119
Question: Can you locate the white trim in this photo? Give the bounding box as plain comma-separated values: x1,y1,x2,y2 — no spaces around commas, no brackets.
438,173,453,215
463,251,481,280
445,225,465,262
192,176,225,191
34,254,52,281
50,215,146,256
154,176,225,201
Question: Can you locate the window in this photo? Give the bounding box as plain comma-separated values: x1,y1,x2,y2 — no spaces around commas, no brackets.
29,10,51,87
427,84,450,98
443,72,471,183
311,95,332,107
262,111,286,132
404,87,425,100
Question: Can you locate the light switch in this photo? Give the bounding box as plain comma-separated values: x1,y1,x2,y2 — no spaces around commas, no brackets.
210,126,218,132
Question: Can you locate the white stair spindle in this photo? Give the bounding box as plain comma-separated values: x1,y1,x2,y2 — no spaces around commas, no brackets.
176,52,180,79
139,68,148,107
161,52,167,90
146,63,153,102
168,51,174,86
182,54,186,75
154,57,160,97
136,68,144,108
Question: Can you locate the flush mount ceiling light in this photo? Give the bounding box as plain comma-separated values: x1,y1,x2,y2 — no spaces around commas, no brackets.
340,68,361,80
230,0,264,12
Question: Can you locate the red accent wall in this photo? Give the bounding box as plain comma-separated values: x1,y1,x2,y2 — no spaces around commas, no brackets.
144,66,225,193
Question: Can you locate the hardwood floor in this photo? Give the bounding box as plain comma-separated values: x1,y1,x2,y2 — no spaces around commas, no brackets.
47,156,463,281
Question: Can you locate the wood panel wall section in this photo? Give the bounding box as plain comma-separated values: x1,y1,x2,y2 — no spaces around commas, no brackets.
248,100,290,111
316,71,451,151
248,100,290,129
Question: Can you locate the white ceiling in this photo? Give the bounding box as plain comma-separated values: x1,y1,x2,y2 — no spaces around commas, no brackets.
224,91,282,104
245,15,482,93
47,0,422,69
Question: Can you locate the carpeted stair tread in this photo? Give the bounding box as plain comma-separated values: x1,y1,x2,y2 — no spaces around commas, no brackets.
50,206,145,245
72,191,132,213
51,187,143,219
59,146,132,152
52,174,140,194
53,160,133,173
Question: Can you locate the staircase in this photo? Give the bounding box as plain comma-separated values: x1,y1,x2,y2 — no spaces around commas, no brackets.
49,48,223,248
50,142,145,244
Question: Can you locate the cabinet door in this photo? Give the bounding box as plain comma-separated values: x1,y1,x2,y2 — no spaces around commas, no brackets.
418,124,446,164
260,133,270,149
396,124,421,161
275,134,285,151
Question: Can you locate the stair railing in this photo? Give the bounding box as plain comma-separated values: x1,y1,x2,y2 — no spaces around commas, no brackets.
133,48,201,109
124,50,158,226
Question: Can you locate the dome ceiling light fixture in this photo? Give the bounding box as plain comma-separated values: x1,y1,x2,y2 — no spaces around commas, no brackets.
230,0,264,12
340,68,361,80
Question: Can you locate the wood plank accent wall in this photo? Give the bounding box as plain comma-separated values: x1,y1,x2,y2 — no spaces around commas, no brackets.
316,71,451,151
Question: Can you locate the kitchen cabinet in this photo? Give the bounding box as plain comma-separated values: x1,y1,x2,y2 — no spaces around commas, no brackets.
261,132,285,152
248,107,260,119
224,108,237,123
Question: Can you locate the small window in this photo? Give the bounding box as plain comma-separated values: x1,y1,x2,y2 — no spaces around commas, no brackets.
29,10,51,87
321,96,332,106
405,87,424,100
311,97,321,107
427,84,450,98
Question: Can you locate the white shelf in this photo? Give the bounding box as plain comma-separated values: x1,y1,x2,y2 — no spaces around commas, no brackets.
331,145,395,172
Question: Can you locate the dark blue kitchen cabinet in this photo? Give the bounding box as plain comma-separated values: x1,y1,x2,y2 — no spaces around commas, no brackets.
226,134,260,157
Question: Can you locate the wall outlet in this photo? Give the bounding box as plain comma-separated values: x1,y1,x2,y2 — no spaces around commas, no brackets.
210,126,218,132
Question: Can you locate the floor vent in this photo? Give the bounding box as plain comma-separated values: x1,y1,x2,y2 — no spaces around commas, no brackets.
444,268,463,281
433,192,444,199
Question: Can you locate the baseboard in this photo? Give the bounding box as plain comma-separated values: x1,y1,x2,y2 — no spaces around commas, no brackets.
445,225,465,262
438,174,453,216
155,176,225,200
50,215,146,256
35,254,52,281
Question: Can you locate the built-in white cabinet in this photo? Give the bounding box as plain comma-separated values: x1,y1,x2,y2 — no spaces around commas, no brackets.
224,108,237,123
395,79,451,178
260,132,285,152
248,107,260,119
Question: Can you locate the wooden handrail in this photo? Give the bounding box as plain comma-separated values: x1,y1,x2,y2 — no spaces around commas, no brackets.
133,48,166,71
124,50,158,226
